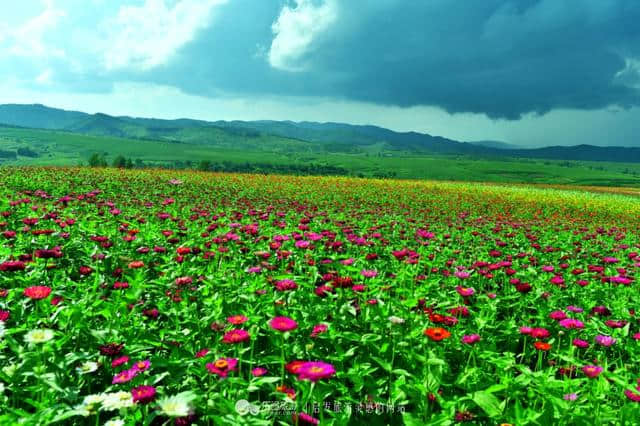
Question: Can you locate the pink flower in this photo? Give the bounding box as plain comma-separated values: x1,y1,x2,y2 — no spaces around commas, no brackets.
461,334,481,345
270,316,298,332
112,368,138,384
582,365,603,378
454,270,470,279
251,367,268,377
360,269,378,278
455,286,475,297
111,356,130,368
227,315,249,325
595,335,616,347
519,326,533,335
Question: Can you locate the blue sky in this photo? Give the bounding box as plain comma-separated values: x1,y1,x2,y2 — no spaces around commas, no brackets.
0,0,639,147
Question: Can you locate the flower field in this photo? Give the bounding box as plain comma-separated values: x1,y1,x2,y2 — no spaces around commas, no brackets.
1,167,639,425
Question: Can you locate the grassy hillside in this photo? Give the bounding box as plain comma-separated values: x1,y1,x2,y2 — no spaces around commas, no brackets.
1,126,640,186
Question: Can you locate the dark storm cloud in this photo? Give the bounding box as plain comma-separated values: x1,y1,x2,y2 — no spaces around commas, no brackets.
151,0,640,119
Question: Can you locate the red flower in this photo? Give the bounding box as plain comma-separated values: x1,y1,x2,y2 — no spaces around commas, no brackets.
534,341,552,351
23,286,51,300
0,261,26,272
424,327,451,341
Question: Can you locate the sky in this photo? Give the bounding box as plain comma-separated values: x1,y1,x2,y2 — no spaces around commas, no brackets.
0,0,639,147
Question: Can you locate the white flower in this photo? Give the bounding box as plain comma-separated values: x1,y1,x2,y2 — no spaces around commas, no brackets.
73,393,105,416
83,394,106,406
388,316,405,325
24,329,54,344
76,361,99,375
101,392,134,411
156,392,196,417
2,364,17,377
104,419,125,426
73,405,92,417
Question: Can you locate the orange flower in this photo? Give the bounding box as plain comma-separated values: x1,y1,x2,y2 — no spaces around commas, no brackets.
424,327,451,341
534,341,551,351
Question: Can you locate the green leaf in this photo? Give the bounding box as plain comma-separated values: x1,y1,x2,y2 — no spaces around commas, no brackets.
472,390,503,418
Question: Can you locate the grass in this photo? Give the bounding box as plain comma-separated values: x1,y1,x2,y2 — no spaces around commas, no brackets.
1,126,640,186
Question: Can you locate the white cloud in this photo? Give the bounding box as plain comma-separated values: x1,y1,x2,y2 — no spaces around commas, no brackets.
4,0,66,58
35,68,53,85
103,0,227,71
269,0,338,71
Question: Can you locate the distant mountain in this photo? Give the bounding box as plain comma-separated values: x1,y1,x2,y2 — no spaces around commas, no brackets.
0,103,639,163
469,140,520,150
0,104,87,129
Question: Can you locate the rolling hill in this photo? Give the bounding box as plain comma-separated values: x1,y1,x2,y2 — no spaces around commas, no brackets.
0,104,639,163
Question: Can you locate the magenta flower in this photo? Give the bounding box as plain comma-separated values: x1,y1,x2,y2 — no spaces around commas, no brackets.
310,324,328,338
625,389,640,402
549,311,567,321
461,334,481,345
582,365,603,378
131,385,157,404
563,393,578,401
529,328,550,339
269,316,298,332
132,359,151,372
275,279,298,291
572,338,589,348
297,361,336,382
222,329,250,344
206,358,238,378
558,318,584,329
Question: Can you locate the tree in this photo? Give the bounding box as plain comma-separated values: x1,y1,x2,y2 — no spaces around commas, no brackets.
198,160,212,171
88,153,107,167
125,158,134,169
112,155,127,168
